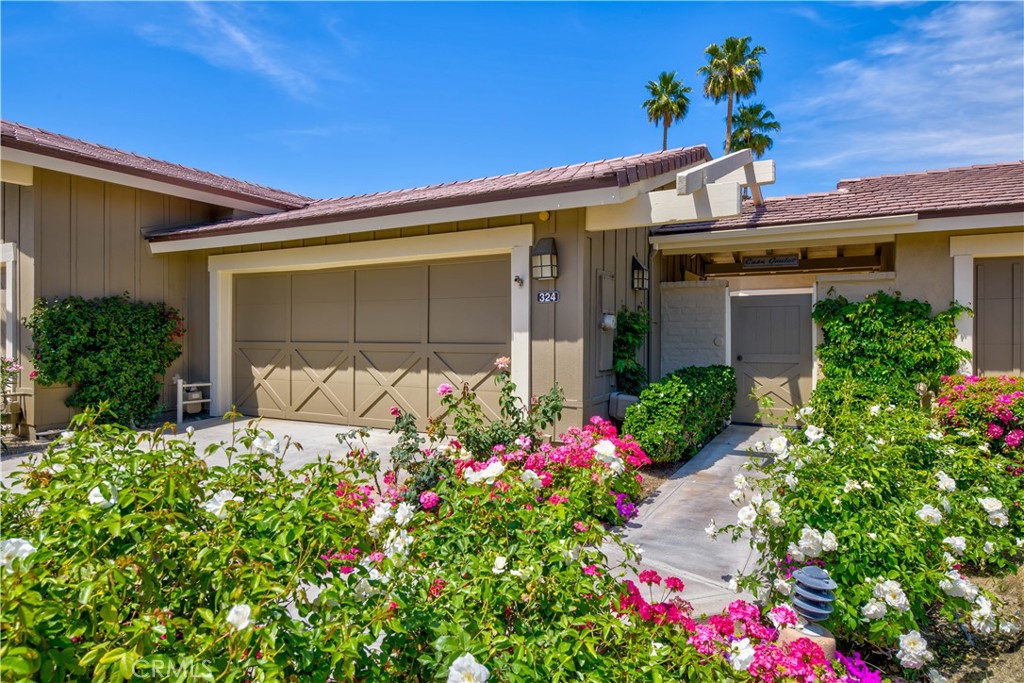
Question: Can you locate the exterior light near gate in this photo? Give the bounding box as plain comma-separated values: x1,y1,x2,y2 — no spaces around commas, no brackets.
631,256,649,291
531,238,558,280
791,566,837,623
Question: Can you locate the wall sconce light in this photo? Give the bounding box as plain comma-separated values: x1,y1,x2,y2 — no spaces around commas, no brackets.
631,256,649,291
531,238,558,280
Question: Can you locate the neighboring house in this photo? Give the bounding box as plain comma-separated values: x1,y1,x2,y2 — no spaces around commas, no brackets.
651,163,1024,423
1,119,1021,437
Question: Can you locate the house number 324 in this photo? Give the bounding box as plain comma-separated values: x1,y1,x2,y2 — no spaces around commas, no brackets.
536,291,560,303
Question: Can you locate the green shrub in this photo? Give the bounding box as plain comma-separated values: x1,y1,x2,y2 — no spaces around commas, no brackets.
24,294,185,425
715,402,1024,671
622,365,736,464
810,291,969,426
613,306,651,397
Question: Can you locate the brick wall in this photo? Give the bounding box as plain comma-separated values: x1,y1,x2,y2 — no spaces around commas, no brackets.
660,280,729,376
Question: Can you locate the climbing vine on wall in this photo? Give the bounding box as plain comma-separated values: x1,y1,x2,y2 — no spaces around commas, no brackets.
25,294,185,425
613,306,652,397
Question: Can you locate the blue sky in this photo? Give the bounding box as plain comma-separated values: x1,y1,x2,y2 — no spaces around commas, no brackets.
2,1,1022,199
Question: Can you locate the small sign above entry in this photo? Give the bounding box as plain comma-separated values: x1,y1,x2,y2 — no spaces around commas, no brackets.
536,290,560,303
742,255,800,269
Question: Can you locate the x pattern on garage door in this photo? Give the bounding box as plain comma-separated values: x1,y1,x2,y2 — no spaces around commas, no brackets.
233,258,511,428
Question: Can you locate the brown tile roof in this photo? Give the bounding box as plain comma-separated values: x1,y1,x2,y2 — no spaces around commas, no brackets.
145,145,711,241
1,120,311,210
653,162,1024,236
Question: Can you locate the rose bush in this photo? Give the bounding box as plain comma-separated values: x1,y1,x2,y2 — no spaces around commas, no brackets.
713,402,1023,676
937,374,1024,465
2,402,867,681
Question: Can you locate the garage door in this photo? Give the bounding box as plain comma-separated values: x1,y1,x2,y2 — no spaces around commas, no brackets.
232,257,511,428
976,257,1023,376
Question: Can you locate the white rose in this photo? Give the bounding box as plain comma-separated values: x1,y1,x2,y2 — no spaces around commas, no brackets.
728,577,740,593
843,480,862,493
593,440,617,459
822,531,838,552
393,502,415,528
983,541,996,554
978,497,1004,513
737,505,757,528
704,520,717,537
253,435,280,455
447,652,490,683
492,555,507,574
768,435,789,455
774,578,792,596
384,528,413,559
861,598,887,620
926,431,943,441
734,474,749,490
943,536,966,555
869,405,881,416
729,489,746,505
798,526,824,558
935,471,956,492
787,542,806,563
0,538,36,570
804,425,825,443
226,604,252,631
988,510,1009,527
520,469,542,490
784,473,798,488
87,483,118,510
796,406,814,420
897,630,934,669
201,489,243,520
368,502,392,532
916,504,943,525
927,669,949,683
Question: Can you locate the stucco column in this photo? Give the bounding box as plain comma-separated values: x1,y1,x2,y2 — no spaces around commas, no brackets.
951,253,974,375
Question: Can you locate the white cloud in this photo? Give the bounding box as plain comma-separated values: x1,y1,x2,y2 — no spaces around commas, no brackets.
781,2,1024,172
137,2,318,99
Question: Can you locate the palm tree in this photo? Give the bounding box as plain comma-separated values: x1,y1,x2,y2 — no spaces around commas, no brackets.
729,103,781,158
642,71,692,151
698,36,767,154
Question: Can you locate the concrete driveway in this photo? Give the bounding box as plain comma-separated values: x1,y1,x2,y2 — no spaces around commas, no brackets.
605,424,775,616
1,416,402,487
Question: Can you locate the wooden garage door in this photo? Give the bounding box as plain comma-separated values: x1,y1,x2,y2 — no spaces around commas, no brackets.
976,257,1023,376
233,257,510,428
731,294,813,425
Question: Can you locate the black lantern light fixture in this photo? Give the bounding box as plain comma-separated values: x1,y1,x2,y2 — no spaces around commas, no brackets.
631,256,649,291
531,238,558,280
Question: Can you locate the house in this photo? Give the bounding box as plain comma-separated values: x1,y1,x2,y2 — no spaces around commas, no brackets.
651,163,1024,422
1,119,1021,437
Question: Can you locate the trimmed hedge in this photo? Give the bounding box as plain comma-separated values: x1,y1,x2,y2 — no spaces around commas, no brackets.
622,365,736,464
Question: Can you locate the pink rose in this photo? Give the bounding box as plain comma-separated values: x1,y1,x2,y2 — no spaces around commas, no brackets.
389,406,401,418
436,383,454,397
494,356,511,372
419,490,440,510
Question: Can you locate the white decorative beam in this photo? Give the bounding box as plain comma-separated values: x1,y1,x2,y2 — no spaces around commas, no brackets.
585,183,742,231
0,160,33,186
676,150,754,196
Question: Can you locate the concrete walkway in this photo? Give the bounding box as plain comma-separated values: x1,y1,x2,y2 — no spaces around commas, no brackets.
605,424,776,616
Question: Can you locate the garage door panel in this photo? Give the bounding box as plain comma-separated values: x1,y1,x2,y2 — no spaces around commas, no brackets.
430,260,508,298
235,274,288,342
430,298,509,344
290,347,351,421
357,300,424,342
234,345,289,416
428,350,504,420
291,271,352,343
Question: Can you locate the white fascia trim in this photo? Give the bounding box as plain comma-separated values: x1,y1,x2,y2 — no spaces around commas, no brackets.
208,224,534,415
949,231,1024,258
1,147,284,215
651,214,919,254
153,165,702,254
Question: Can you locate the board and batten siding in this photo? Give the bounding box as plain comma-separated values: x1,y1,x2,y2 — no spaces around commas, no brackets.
1,170,225,434
582,225,651,419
